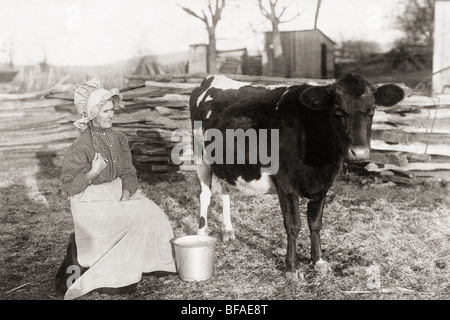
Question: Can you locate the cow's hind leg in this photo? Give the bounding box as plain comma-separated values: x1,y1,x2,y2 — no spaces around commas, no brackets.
307,196,331,275
197,163,212,236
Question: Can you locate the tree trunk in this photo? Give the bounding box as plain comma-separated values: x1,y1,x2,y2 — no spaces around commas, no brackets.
271,24,286,77
314,0,322,29
208,27,219,74
8,52,14,69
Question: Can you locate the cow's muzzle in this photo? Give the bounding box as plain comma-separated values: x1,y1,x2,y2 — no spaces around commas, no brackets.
347,147,370,161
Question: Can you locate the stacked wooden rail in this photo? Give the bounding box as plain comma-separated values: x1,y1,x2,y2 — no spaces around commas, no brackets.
367,94,450,183
1,73,450,182
0,81,195,173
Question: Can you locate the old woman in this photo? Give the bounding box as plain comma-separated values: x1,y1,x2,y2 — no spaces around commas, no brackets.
56,77,176,300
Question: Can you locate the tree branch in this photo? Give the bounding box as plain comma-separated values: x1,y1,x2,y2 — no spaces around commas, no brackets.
270,0,279,6
218,0,226,17
279,12,301,24
202,8,212,26
269,0,277,18
278,0,295,19
178,4,209,25
279,0,301,24
212,0,226,26
314,0,323,29
257,0,272,20
207,0,214,17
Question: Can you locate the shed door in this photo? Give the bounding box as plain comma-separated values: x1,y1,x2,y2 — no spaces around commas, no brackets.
321,43,327,78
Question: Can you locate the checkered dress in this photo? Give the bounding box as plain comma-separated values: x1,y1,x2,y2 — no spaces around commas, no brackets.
61,125,139,197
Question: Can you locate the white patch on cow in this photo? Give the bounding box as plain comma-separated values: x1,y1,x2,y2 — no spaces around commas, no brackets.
197,75,250,107
221,194,233,232
234,173,275,195
205,95,213,102
211,75,250,89
197,90,208,107
205,110,212,119
196,93,204,107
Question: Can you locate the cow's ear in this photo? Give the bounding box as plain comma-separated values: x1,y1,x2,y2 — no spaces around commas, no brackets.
374,84,404,107
299,86,334,110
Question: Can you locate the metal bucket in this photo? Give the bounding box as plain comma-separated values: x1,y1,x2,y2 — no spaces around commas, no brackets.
173,235,217,281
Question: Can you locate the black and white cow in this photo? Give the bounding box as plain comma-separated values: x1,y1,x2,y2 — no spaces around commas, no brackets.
189,74,404,279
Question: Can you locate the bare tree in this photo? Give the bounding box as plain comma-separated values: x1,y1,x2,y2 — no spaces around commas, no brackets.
314,0,323,29
1,39,17,69
179,0,227,73
256,0,301,76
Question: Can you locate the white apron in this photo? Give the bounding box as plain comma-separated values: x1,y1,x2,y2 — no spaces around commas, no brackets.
64,178,176,300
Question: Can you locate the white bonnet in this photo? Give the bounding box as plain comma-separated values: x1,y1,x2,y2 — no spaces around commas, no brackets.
73,77,124,131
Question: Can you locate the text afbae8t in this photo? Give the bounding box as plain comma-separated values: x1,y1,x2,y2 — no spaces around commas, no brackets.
181,303,268,317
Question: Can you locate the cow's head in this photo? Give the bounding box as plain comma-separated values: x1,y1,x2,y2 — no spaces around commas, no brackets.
300,74,404,161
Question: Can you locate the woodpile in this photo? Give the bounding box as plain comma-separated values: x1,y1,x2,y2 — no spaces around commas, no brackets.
0,80,193,173
0,97,78,158
1,73,449,182
367,94,450,183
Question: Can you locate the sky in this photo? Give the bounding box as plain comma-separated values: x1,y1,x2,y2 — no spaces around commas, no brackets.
0,0,406,66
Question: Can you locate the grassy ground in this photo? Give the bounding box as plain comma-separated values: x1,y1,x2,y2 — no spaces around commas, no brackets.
0,154,449,300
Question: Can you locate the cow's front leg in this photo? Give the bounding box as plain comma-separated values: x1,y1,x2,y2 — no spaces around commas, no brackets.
307,196,331,275
221,194,235,242
278,191,302,280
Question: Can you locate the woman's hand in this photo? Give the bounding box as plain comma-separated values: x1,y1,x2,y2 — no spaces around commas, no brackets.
120,188,132,201
85,152,108,183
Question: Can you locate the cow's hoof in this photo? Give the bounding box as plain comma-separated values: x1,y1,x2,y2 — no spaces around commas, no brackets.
286,270,305,281
314,259,331,276
222,230,236,242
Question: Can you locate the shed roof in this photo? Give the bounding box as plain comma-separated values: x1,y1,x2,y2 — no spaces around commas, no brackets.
265,28,336,45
